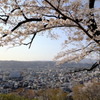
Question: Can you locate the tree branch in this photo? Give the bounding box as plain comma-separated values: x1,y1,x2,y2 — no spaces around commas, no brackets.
11,7,20,13
0,15,9,24
67,61,100,73
44,0,100,46
44,0,75,21
75,21,100,46
14,0,28,20
29,33,37,48
89,0,95,8
87,0,100,44
11,18,42,32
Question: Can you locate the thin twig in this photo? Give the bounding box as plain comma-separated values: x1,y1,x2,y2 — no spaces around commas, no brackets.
29,33,37,48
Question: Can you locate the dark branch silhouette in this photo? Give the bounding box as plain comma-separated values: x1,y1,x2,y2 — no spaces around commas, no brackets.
68,61,100,73
87,61,100,71
2,18,42,38
11,18,42,32
89,0,100,35
22,33,37,48
29,33,37,49
89,0,95,8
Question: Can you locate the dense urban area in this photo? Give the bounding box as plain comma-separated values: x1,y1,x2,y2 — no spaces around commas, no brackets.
0,60,100,100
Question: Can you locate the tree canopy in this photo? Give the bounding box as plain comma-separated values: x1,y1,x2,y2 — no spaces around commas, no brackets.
72,82,100,100
0,0,100,66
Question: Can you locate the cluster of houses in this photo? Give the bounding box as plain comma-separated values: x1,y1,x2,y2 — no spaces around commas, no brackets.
0,64,100,94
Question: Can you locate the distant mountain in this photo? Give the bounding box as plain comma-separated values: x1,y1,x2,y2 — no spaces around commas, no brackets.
0,61,56,68
0,59,95,69
78,58,96,64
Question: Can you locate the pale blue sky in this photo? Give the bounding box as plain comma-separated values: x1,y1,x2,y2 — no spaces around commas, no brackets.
0,1,99,61
0,33,66,61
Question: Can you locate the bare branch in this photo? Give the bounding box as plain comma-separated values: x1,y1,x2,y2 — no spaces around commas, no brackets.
11,7,20,13
29,33,37,48
68,61,100,73
22,33,37,48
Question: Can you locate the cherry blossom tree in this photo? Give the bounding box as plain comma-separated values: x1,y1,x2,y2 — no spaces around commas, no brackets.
0,0,100,70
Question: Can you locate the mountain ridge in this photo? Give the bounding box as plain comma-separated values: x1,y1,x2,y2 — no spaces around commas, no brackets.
0,59,95,68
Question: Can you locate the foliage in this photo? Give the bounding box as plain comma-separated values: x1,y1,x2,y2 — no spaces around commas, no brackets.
0,88,68,100
0,93,36,100
13,88,36,99
0,83,100,100
0,0,99,64
36,88,68,100
72,82,100,100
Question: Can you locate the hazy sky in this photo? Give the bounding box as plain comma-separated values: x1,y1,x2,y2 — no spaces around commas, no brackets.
0,1,99,61
0,33,66,61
